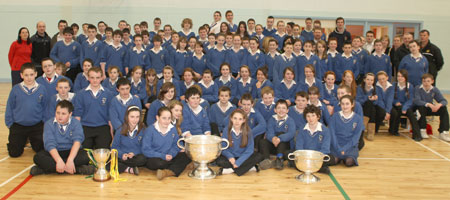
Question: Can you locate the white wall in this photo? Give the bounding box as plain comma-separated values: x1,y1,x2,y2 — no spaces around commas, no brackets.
1,0,448,89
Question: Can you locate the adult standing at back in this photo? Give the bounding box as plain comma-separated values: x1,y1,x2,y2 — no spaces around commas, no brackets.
210,11,222,34
8,27,32,86
420,29,444,85
51,20,68,49
328,17,351,53
31,21,51,77
393,33,413,73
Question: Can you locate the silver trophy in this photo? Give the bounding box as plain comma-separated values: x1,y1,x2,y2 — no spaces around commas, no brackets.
288,150,330,184
177,135,229,180
89,148,111,182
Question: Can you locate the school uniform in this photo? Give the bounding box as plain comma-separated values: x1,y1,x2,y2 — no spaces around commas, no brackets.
323,83,338,106
33,117,91,173
254,34,265,48
260,114,296,159
126,47,150,72
80,38,104,67
244,49,265,78
251,80,273,100
308,100,331,125
146,100,168,126
274,79,297,103
142,123,190,177
179,81,196,99
170,50,191,78
398,54,429,87
329,112,364,165
110,126,147,173
333,100,364,117
300,29,314,42
272,53,296,83
255,99,276,123
272,32,287,50
316,57,332,80
121,41,134,51
45,93,75,122
389,82,420,137
50,40,82,81
296,122,331,155
190,52,207,76
101,77,119,96
5,82,48,157
296,78,325,97
162,36,172,49
178,30,196,40
36,74,73,98
216,127,264,176
101,43,128,75
328,29,351,53
198,80,218,103
207,46,227,77
130,78,147,101
180,104,211,136
215,76,237,101
225,46,247,74
156,78,181,99
148,47,170,78
263,27,276,37
356,85,385,132
288,106,307,132
366,53,392,80
143,81,158,105
413,85,449,133
376,82,395,116
109,94,142,130
265,52,280,81
327,50,341,72
235,77,256,103
209,102,236,135
73,85,113,149
334,54,359,83
352,48,370,79
76,34,87,45
73,73,90,92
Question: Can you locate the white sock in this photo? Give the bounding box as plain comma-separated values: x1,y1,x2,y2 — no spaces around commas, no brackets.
249,166,257,172
222,168,234,174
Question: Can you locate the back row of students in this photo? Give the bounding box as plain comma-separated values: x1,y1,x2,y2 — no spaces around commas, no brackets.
6,61,449,178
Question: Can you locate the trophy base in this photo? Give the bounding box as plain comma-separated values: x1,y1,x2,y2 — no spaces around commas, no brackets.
188,164,216,180
295,173,320,184
93,176,111,182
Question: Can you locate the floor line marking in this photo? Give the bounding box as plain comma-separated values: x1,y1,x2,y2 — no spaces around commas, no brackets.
0,164,34,188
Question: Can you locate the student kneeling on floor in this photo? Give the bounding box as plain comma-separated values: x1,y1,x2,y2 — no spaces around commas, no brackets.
31,100,94,176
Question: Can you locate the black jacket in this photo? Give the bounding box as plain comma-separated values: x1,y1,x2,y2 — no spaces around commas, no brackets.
420,40,444,72
328,28,351,53
30,32,51,65
392,44,410,69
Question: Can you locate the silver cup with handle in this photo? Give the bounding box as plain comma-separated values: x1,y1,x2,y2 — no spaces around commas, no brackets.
177,135,229,180
288,150,330,184
89,148,111,182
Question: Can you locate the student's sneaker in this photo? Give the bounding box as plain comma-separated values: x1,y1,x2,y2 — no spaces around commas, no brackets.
420,129,429,139
78,165,96,175
30,166,45,176
439,131,450,142
258,159,273,170
221,168,234,175
127,166,139,176
274,158,284,170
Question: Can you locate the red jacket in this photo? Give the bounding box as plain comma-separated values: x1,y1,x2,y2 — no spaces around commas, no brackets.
8,40,32,71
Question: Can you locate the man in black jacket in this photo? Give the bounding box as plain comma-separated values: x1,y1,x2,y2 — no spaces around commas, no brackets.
328,17,351,53
420,29,444,85
393,32,413,75
50,20,68,49
30,21,51,76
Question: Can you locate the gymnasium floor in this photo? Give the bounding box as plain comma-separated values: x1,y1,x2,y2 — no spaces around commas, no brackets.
0,83,449,199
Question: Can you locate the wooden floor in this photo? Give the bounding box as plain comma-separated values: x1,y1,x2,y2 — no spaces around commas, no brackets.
0,83,449,199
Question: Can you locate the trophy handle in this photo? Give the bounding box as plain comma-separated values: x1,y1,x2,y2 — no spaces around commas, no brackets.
287,153,296,160
220,138,229,150
323,154,331,162
177,138,186,149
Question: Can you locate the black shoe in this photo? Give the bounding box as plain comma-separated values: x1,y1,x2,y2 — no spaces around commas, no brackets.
78,165,96,175
413,136,423,142
318,166,330,174
392,132,400,136
274,158,284,170
30,166,45,176
254,165,261,172
287,160,296,168
258,159,273,170
131,166,140,176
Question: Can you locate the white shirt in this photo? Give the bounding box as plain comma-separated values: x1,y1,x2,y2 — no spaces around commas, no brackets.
133,46,144,54
239,77,252,86
198,79,214,89
210,21,222,34
86,38,98,45
42,73,58,83
218,75,231,84
339,111,355,120
303,122,323,136
56,92,75,101
218,102,234,113
376,81,392,92
281,79,296,89
128,125,139,137
116,94,132,105
85,84,105,97
189,104,203,116
305,78,316,87
154,121,174,135
54,117,72,132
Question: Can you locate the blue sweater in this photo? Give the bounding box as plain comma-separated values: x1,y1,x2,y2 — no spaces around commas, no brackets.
322,84,338,106
393,82,414,111
251,80,273,99
316,57,332,80
266,115,296,142
207,47,227,77
73,87,113,127
101,78,119,96
146,100,166,126
190,53,207,75
221,127,254,167
334,55,359,82
198,81,219,103
80,40,104,67
296,78,325,97
295,54,320,82
288,106,307,131
156,79,181,100
43,117,84,151
263,27,276,37
209,102,236,133
178,31,196,40
111,126,145,158
50,41,81,68
109,95,142,130
5,83,48,127
254,100,276,122
126,48,150,71
413,85,448,107
356,86,381,107
376,83,395,113
170,50,191,77
180,105,210,135
225,47,247,74
36,75,73,98
265,52,280,81
333,101,364,117
273,54,296,83
130,78,147,100
73,73,90,92
329,112,364,158
272,32,287,50
45,93,75,122
295,123,331,154
243,50,265,78
274,80,297,103
366,54,392,79
352,49,370,76
301,30,314,42
101,44,128,74
148,48,170,73
141,124,179,159
235,78,257,101
398,54,429,87
215,77,238,101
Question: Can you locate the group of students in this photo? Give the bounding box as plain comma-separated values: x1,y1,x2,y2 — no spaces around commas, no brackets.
5,14,449,178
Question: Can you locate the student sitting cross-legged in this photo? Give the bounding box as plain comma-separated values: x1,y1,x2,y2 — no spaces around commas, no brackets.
31,100,94,176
